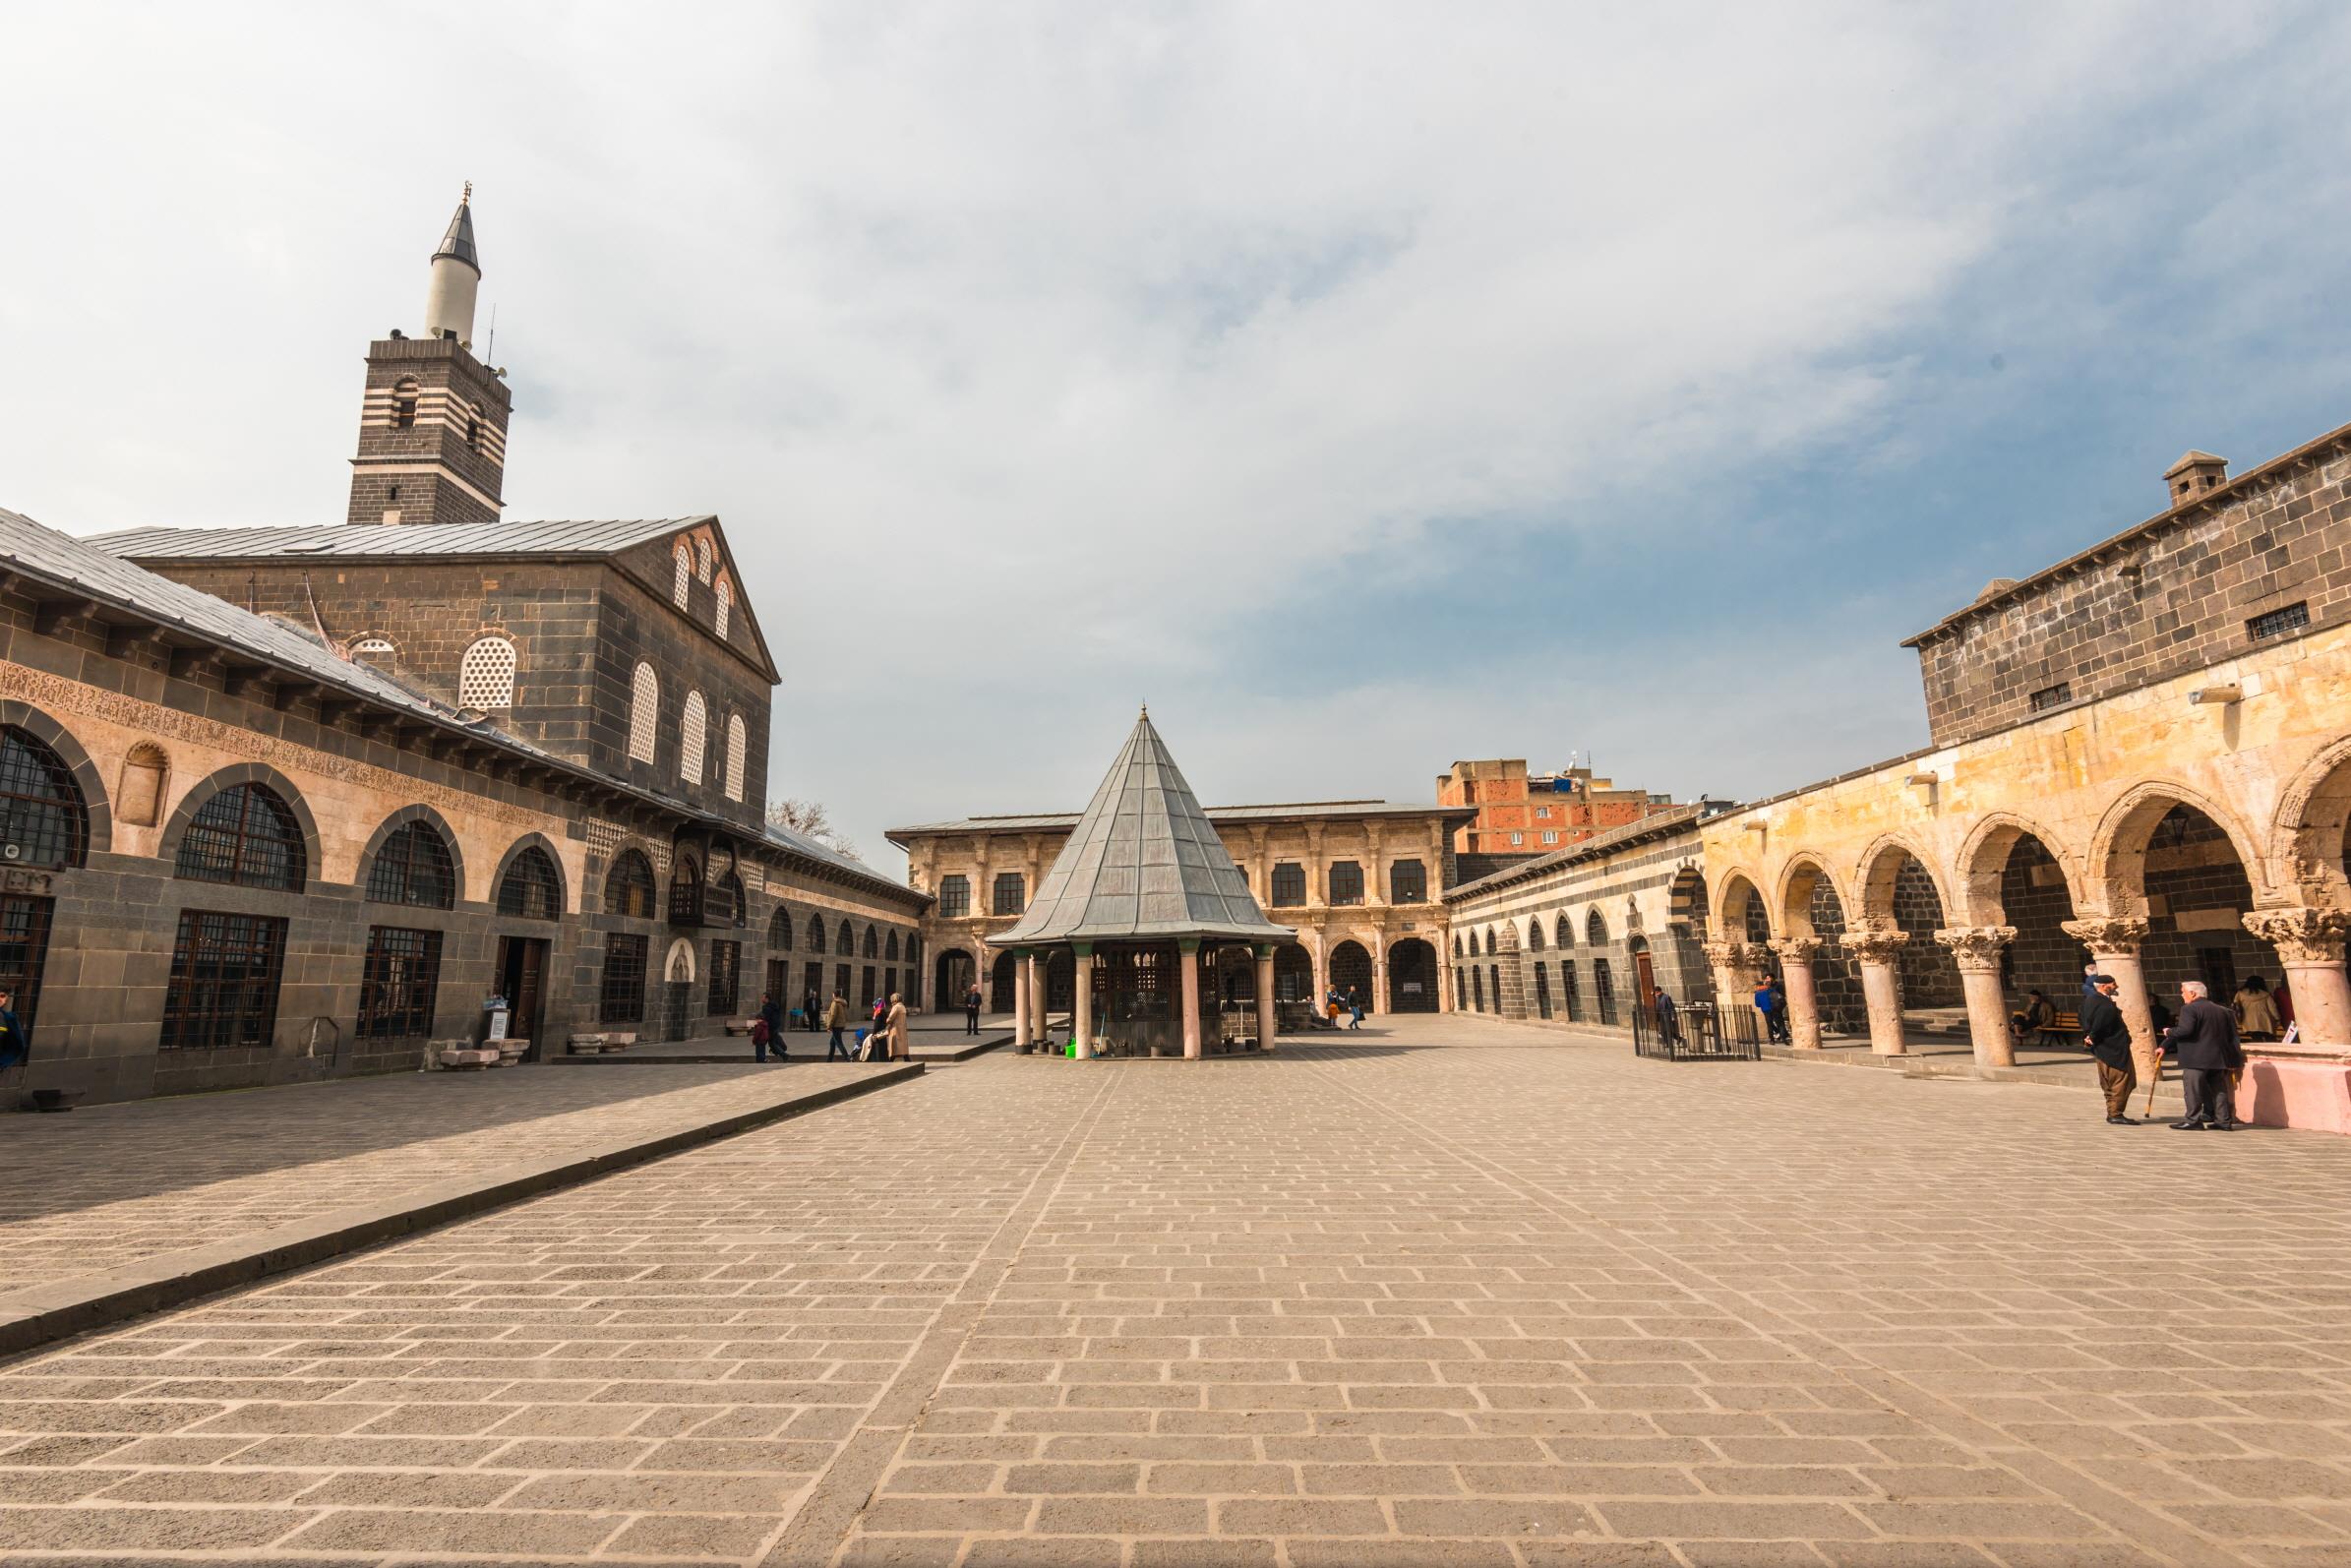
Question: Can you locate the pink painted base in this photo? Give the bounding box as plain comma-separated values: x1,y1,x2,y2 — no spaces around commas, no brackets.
2237,1055,2351,1134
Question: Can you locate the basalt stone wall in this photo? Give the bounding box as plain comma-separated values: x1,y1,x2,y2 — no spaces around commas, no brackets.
1999,839,2085,1008
1892,858,1962,1010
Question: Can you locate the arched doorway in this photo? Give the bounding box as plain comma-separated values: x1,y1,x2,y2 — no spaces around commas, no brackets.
2126,802,2277,1019
1388,937,1437,1012
1273,944,1313,1002
1858,842,1964,1049
935,948,976,1013
989,950,1018,1012
1627,934,1655,1012
1781,858,1866,1039
1329,940,1372,1007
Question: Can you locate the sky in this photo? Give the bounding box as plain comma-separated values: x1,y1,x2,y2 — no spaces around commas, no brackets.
6,2,2349,874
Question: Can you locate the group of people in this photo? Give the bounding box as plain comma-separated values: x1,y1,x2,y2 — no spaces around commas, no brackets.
1324,986,1364,1030
753,988,908,1064
2079,971,2248,1130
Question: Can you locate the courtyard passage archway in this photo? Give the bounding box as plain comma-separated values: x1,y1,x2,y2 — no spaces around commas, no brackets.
1388,936,1437,1012
934,948,975,1013
1329,940,1372,1008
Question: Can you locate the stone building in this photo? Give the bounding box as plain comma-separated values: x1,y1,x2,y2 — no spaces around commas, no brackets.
891,792,1472,1017
1699,424,2351,1131
1443,805,1723,1030
1436,757,1679,855
0,194,924,1107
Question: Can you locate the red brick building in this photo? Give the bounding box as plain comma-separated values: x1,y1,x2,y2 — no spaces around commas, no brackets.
1436,758,1679,855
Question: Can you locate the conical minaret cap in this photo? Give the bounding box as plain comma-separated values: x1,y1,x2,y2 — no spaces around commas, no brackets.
433,184,479,272
989,710,1293,948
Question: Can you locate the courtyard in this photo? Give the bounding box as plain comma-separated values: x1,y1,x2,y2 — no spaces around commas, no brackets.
0,1015,2347,1566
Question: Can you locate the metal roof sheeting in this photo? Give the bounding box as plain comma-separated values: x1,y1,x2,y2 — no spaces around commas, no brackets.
93,517,713,561
889,799,1468,839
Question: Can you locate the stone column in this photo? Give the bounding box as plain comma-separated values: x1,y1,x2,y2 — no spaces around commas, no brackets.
1310,933,1329,1009
1768,936,1824,1050
1702,936,1762,1012
1180,939,1203,1059
1843,926,1910,1056
1029,950,1048,1045
1071,942,1094,1058
1935,926,2018,1069
1254,944,1278,1053
2244,907,2351,1054
1012,948,1032,1052
2062,916,2154,1071
1371,935,1390,1017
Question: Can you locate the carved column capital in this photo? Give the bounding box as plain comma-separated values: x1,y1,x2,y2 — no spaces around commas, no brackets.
1934,925,2018,972
2061,916,2149,955
1766,936,1821,964
2243,906,2351,965
1702,936,1750,971
1843,925,1911,965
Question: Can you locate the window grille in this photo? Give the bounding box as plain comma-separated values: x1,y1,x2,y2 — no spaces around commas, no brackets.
350,637,395,658
714,577,732,639
458,636,515,709
175,784,304,890
366,820,455,909
937,874,970,918
628,664,659,762
863,923,879,957
160,910,286,1051
993,872,1025,917
707,939,742,1015
0,894,54,1032
1388,860,1426,904
607,850,655,918
680,692,707,783
1327,861,1364,906
885,931,899,961
696,538,714,583
724,714,747,801
807,915,826,954
497,845,562,920
1270,863,1305,907
2249,601,2310,642
835,921,854,956
769,908,794,948
599,934,648,1023
669,859,702,924
719,871,747,929
0,727,88,869
673,543,692,608
2028,682,2072,713
357,926,443,1039
1587,909,1608,946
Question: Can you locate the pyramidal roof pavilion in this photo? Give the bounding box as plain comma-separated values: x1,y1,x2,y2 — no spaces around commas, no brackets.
990,709,1291,1058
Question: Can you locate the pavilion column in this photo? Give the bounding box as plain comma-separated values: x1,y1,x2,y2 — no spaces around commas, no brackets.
1372,937,1390,1017
1071,943,1094,1058
1843,927,1911,1056
1255,944,1278,1053
1936,926,2018,1069
1028,951,1048,1045
2244,908,2351,1052
1012,948,1032,1052
2063,917,2155,1075
1309,934,1328,1009
1767,937,1824,1050
1180,939,1203,1060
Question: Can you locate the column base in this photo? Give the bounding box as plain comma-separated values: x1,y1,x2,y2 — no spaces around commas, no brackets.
2237,1053,2351,1134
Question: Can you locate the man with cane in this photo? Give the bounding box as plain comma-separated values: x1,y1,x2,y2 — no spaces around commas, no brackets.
2158,979,2243,1131
2081,974,2135,1124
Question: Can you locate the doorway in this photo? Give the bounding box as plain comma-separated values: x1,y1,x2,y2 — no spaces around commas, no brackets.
496,935,549,1060
1630,936,1657,1012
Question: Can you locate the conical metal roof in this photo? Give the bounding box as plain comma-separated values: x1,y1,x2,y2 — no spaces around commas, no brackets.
433,189,479,271
989,710,1293,948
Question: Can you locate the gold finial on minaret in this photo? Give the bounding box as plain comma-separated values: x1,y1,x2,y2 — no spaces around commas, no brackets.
461,180,472,204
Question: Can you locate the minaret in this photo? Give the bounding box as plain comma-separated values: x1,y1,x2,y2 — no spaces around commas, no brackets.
344,186,512,526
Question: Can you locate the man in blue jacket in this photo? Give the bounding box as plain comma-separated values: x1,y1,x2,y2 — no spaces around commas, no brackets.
0,990,26,1072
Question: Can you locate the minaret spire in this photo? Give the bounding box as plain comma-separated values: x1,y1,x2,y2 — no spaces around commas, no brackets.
422,184,481,347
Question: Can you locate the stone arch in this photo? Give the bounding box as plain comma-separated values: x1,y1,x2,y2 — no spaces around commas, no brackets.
1665,864,1708,928
158,761,321,886
664,936,697,984
1855,833,1948,926
1776,854,1847,940
935,944,980,1011
1481,926,1496,956
491,831,569,919
604,845,659,918
1957,812,2085,926
1525,915,1546,951
1554,911,1574,948
1586,906,1610,947
2088,783,2264,917
1712,867,1770,942
0,700,110,855
2266,736,2351,908
355,804,469,906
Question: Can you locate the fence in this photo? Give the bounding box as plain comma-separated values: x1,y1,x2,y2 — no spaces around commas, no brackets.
1631,997,1763,1061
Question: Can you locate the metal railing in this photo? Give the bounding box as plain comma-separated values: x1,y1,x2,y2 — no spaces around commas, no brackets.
1631,998,1763,1060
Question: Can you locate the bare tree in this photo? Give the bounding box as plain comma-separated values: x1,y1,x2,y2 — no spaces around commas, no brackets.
767,798,864,862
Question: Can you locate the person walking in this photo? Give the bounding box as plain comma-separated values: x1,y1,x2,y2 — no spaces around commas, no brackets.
885,992,910,1060
1346,987,1363,1030
1752,977,1779,1043
823,991,852,1060
2163,979,2244,1130
755,992,785,1062
1654,987,1681,1048
2080,974,2135,1123
964,981,982,1036
0,990,26,1073
2234,975,2281,1042
803,989,820,1034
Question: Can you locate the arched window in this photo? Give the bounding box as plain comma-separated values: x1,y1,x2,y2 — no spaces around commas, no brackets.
1587,908,1609,947
724,714,747,802
365,820,455,909
885,930,900,961
719,871,747,929
606,849,655,918
1482,928,1496,956
176,783,304,890
0,725,90,869
672,542,693,609
497,845,563,920
1555,913,1574,948
714,576,732,639
349,636,395,659
680,693,707,783
390,379,419,429
669,856,702,924
769,907,794,949
458,635,516,710
1526,918,1546,951
835,920,853,956
807,914,826,955
464,414,480,452
695,538,714,583
862,924,878,958
628,663,658,763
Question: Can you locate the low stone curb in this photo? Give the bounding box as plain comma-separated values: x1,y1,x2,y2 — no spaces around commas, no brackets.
0,1062,926,1360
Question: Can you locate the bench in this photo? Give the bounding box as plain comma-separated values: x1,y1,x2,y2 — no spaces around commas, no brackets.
2033,1009,2080,1046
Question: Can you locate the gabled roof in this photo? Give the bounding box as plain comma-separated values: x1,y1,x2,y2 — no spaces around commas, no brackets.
988,711,1292,948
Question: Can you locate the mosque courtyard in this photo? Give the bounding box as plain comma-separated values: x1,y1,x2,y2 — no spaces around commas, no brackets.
0,1014,2346,1567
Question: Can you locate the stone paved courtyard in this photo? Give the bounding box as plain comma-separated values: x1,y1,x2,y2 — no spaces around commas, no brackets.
1,1014,2347,1566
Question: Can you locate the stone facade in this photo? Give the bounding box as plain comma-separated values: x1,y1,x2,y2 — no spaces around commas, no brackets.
1443,806,1718,1034
344,333,512,528
888,802,1473,1017
1703,421,2351,1132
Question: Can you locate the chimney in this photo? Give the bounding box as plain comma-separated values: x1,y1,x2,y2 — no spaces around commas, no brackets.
2163,450,2227,510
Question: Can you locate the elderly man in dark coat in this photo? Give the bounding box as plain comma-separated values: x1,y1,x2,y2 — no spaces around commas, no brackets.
2163,979,2244,1131
2080,974,2136,1124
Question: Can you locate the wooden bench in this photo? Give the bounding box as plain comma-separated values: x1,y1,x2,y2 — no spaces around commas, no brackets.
2033,1008,2080,1046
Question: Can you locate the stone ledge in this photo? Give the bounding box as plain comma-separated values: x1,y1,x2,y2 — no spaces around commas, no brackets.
0,1062,926,1359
